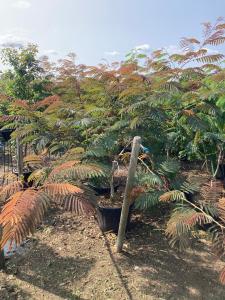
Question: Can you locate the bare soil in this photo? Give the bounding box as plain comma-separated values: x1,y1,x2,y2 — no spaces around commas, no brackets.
0,207,225,300
0,166,225,299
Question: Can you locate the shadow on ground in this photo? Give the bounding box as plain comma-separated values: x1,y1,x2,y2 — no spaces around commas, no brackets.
2,209,225,300
0,278,31,300
7,241,95,300
116,215,225,300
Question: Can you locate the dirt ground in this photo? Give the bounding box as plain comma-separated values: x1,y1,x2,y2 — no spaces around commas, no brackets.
0,207,225,300
0,164,224,300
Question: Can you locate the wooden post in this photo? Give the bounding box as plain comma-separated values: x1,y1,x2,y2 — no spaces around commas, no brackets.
116,136,141,252
16,138,23,177
110,160,118,199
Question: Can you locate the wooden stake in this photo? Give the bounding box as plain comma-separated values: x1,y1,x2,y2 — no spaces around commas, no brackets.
116,136,141,252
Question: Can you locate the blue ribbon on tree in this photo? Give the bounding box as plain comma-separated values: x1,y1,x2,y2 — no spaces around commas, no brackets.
140,144,150,153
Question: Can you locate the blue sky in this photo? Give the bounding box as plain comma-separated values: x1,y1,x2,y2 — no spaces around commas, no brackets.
0,0,224,65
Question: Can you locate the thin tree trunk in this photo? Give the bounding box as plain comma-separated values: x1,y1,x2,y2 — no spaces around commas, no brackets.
16,138,23,177
116,136,141,253
213,147,223,179
110,160,118,200
2,143,6,185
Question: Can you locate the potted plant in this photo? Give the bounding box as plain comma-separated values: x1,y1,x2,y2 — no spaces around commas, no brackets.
87,166,135,233
96,204,134,233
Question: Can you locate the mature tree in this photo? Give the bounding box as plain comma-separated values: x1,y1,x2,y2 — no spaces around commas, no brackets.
0,44,52,102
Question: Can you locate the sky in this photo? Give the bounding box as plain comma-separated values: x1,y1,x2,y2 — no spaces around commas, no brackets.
0,0,224,65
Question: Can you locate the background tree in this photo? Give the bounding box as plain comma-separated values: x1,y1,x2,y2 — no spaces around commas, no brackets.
0,44,52,102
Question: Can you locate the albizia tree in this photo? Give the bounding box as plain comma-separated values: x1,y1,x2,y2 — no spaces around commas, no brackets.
0,18,224,283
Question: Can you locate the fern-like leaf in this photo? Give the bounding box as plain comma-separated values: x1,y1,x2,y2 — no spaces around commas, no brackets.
49,160,81,179
43,183,83,197
160,190,185,202
0,189,49,249
49,163,105,181
196,54,224,64
0,181,24,203
24,154,44,168
60,193,96,215
158,160,180,177
28,168,49,186
135,191,163,210
43,183,96,215
166,206,198,249
180,180,200,194
137,172,163,187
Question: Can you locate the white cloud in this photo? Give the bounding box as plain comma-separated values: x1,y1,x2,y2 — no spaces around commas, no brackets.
0,29,33,48
12,0,31,9
43,49,58,56
205,48,219,55
134,44,150,51
163,45,183,55
104,51,120,56
164,44,219,56
0,33,27,48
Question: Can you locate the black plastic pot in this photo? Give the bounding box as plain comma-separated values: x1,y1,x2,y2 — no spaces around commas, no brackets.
0,250,5,270
0,129,14,142
96,204,134,233
216,163,225,180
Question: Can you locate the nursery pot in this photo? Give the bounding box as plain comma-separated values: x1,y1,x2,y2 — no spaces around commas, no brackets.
96,204,134,233
216,163,225,180
0,250,5,269
0,129,14,142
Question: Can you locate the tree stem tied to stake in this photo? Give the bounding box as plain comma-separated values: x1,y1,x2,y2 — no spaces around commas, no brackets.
213,146,223,179
116,136,141,253
110,160,118,199
16,138,23,177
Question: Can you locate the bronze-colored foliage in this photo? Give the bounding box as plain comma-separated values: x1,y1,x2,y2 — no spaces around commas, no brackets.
0,182,97,249
43,183,96,215
24,154,45,167
33,95,60,109
43,182,83,197
48,160,80,178
60,193,96,215
0,181,24,203
0,189,49,249
159,190,185,202
13,99,30,110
